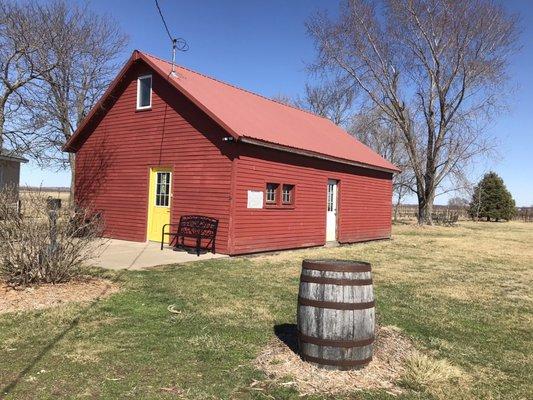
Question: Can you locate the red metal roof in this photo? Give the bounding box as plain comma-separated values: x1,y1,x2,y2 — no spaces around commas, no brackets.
66,50,399,173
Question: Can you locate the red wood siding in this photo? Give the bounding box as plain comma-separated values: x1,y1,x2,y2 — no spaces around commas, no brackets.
230,143,392,255
75,62,233,253
74,60,393,256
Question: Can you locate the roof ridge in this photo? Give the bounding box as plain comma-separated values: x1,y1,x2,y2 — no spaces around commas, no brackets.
140,51,324,119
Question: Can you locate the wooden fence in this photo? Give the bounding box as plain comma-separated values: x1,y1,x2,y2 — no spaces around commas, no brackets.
393,204,533,222
516,207,533,222
392,204,469,221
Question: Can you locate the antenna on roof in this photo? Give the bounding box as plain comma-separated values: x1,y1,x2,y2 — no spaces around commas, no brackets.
154,0,189,77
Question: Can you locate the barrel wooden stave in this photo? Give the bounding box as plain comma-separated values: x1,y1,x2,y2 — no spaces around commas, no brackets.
297,260,375,370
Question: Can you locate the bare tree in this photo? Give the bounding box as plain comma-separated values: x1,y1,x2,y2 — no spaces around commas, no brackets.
273,79,354,127
27,1,127,198
298,81,355,127
271,93,298,107
447,196,469,207
0,0,53,156
307,0,518,224
350,107,415,218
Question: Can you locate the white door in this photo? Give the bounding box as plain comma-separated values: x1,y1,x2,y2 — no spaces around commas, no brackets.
326,179,338,241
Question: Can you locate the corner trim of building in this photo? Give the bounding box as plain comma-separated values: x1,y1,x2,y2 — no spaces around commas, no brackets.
227,151,238,255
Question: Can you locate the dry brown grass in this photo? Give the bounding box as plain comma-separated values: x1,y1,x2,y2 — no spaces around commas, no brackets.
246,221,532,398
0,278,119,314
254,325,468,396
247,221,533,306
400,353,470,398
18,188,70,217
0,221,530,399
19,188,70,201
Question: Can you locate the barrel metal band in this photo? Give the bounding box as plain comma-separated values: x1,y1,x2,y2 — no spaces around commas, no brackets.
302,261,371,273
301,353,373,367
300,274,373,286
298,296,375,310
298,331,374,348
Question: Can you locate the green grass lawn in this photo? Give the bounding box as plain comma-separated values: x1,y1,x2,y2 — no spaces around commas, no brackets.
1,222,532,399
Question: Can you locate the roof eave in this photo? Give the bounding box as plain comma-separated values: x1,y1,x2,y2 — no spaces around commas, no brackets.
239,137,400,174
0,154,29,163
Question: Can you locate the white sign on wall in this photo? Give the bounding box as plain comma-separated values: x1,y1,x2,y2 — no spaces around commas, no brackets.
247,190,263,209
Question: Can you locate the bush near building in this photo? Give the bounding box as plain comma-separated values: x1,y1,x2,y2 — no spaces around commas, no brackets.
0,187,104,287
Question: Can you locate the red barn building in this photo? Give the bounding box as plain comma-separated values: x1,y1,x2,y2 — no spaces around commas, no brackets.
64,50,399,255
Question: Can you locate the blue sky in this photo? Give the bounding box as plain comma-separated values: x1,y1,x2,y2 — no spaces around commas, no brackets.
21,0,533,206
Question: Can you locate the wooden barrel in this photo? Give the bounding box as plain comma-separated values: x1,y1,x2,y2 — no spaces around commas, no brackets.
297,259,375,370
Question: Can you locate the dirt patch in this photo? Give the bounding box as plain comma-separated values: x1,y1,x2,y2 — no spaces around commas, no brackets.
255,325,415,396
0,278,119,314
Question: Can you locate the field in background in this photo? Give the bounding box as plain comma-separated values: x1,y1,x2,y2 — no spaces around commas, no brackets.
16,187,70,218
0,221,531,399
394,204,533,222
19,187,70,203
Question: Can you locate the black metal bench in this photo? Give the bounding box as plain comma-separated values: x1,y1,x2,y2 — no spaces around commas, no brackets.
161,215,218,256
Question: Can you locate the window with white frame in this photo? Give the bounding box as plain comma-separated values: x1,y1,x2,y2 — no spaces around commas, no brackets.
265,183,279,204
282,184,294,205
137,75,152,109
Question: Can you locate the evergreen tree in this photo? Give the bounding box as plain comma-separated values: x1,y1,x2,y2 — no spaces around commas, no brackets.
469,172,516,221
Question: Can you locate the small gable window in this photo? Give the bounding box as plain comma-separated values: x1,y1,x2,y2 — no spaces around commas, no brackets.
137,75,152,110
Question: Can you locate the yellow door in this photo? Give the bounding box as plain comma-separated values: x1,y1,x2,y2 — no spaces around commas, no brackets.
147,168,172,242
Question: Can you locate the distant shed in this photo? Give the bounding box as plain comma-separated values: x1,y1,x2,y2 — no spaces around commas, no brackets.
0,150,28,194
64,50,399,255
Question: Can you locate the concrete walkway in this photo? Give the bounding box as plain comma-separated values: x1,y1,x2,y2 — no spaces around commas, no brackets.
91,239,227,270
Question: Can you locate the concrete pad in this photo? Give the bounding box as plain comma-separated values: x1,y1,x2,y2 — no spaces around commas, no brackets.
91,239,227,270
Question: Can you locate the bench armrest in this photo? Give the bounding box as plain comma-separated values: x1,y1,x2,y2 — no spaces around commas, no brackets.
161,223,182,250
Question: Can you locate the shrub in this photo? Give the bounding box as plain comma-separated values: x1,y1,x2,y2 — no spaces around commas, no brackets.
0,187,105,287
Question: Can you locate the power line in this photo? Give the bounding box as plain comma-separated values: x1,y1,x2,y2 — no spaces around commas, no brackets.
154,0,189,75
154,0,189,52
155,0,173,43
